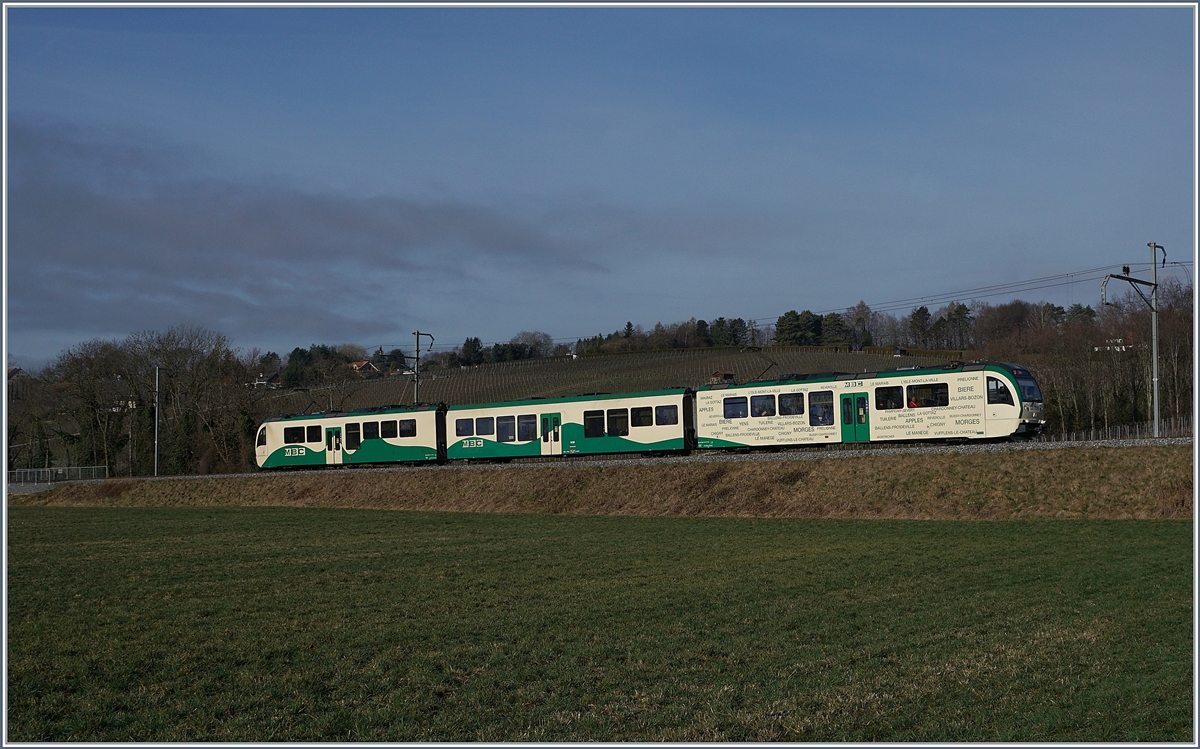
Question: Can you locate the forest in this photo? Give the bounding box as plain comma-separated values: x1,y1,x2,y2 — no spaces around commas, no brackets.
7,279,1192,476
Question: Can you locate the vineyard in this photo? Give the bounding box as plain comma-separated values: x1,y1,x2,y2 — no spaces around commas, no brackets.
258,346,959,415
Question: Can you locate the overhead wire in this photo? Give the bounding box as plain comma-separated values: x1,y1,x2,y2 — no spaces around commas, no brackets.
385,259,1193,353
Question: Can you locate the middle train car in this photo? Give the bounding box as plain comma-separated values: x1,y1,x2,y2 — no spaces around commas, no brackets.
446,388,695,459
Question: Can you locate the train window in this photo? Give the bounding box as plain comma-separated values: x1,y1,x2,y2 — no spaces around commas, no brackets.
655,405,678,426
284,426,305,444
497,416,516,443
842,397,854,425
584,410,605,438
517,414,538,441
751,395,776,418
875,386,904,410
380,420,398,439
809,391,835,426
257,427,267,447
987,377,1014,405
398,419,417,438
476,417,494,436
363,421,379,441
307,425,321,442
631,407,653,427
723,396,748,419
345,423,361,450
779,393,804,415
1016,376,1043,402
607,409,629,437
456,418,474,437
906,383,949,408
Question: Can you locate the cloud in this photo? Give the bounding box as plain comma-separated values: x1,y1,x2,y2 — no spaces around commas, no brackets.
12,120,868,363
7,120,636,360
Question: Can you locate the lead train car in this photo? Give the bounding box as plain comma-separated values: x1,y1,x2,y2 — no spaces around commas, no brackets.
694,361,1045,449
255,404,444,468
446,389,694,460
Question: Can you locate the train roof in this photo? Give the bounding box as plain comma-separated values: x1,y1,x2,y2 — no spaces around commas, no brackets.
263,402,439,423
697,360,1034,391
447,387,692,411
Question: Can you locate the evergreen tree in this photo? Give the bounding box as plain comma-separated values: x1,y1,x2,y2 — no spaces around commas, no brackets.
710,318,731,346
821,312,850,346
460,337,485,366
907,306,932,348
796,310,821,345
774,310,802,346
727,318,748,346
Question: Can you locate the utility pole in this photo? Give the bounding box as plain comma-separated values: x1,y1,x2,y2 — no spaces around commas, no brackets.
154,365,160,476
413,331,435,404
1101,242,1166,437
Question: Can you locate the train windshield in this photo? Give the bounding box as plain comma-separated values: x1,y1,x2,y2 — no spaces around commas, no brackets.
1016,376,1043,402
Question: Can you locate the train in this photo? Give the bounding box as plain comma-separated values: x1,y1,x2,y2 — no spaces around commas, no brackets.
254,360,1046,469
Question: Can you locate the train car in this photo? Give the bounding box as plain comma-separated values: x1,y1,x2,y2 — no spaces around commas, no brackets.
255,404,445,468
694,361,1045,450
446,389,695,460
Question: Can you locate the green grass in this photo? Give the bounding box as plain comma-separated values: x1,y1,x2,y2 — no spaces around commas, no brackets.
7,508,1192,741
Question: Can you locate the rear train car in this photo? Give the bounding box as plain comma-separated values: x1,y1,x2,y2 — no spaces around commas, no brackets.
255,404,444,468
694,361,1045,450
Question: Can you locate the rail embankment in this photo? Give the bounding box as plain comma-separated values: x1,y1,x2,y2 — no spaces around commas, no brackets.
11,443,1191,519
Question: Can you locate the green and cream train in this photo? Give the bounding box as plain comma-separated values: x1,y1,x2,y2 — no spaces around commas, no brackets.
254,361,1045,469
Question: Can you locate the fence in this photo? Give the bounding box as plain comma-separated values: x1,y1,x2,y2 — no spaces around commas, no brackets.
1042,416,1193,443
7,466,108,485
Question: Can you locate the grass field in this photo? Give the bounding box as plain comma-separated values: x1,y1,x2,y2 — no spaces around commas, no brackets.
7,508,1192,741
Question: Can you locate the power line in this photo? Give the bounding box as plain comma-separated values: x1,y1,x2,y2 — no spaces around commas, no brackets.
383,260,1193,353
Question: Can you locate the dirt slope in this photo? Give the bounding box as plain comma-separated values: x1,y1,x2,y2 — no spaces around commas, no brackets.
11,444,1192,519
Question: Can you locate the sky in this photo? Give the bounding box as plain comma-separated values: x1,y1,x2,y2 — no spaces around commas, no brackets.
4,4,1196,368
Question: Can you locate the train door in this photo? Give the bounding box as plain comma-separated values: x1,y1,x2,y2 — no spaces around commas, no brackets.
840,392,870,443
325,427,343,465
540,412,562,456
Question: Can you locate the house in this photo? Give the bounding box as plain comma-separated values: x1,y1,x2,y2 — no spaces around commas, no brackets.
709,370,736,385
251,371,281,388
350,360,382,377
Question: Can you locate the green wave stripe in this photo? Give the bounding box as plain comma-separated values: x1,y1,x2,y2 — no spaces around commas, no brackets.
344,439,439,464
261,445,327,468
559,423,685,455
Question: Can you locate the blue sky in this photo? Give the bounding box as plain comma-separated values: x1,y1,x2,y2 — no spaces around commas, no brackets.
5,5,1195,367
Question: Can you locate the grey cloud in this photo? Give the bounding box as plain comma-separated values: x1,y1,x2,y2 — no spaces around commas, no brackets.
7,121,625,360
7,118,903,368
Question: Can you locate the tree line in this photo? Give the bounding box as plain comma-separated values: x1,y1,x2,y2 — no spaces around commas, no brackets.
7,280,1191,475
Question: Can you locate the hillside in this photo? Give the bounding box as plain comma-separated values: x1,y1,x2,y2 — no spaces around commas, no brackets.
14,444,1191,520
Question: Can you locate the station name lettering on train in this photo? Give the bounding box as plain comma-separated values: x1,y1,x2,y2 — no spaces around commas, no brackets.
254,361,1045,469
